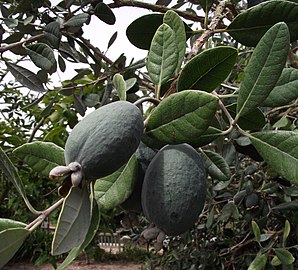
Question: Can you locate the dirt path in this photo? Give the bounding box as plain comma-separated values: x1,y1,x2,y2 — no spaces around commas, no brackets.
3,260,143,270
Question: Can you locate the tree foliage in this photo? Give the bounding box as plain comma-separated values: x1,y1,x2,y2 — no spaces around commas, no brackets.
0,0,298,269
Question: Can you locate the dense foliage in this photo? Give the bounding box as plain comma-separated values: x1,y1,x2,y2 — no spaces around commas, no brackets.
0,0,298,269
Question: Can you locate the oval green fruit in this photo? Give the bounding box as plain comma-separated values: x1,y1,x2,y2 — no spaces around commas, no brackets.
141,143,207,236
64,101,144,181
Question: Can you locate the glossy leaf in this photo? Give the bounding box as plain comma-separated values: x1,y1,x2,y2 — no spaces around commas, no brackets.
236,23,289,118
275,248,295,265
163,10,186,74
147,23,178,86
126,13,192,50
272,201,298,211
13,141,65,177
0,146,39,215
201,150,231,181
262,68,298,107
94,2,116,25
249,131,298,183
177,46,238,92
145,90,219,146
248,253,268,270
26,43,57,73
227,0,298,47
0,219,26,232
113,73,126,101
64,13,90,27
107,31,117,49
6,62,45,92
56,201,100,270
0,228,30,268
225,104,266,130
52,186,91,256
44,21,61,49
94,155,138,211
251,220,261,243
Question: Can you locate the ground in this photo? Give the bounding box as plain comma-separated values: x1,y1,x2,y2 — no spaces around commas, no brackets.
3,260,143,270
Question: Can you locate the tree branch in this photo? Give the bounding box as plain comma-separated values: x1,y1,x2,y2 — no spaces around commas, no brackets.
0,33,44,53
109,0,205,23
187,0,229,59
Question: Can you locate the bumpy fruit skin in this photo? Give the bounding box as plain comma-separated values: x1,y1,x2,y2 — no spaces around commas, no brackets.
141,143,207,236
64,101,144,181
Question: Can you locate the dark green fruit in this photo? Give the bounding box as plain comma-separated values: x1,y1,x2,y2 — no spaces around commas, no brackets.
121,142,156,213
141,143,207,236
64,101,144,181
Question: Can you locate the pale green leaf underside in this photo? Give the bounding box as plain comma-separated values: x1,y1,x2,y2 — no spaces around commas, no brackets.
113,73,126,101
227,0,298,47
13,141,65,177
6,62,45,93
163,10,186,74
0,228,30,268
94,154,138,211
236,22,290,118
145,90,219,145
64,13,90,27
147,23,178,86
56,201,100,270
0,146,39,215
248,253,268,270
249,131,298,183
0,218,26,232
52,186,91,255
275,248,295,265
177,46,238,92
26,43,57,72
202,150,231,181
261,67,298,107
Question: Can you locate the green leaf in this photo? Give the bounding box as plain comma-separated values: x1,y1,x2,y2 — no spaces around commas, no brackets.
44,21,61,49
64,13,90,27
227,0,298,47
198,0,215,13
201,150,231,181
6,62,45,92
261,68,298,107
163,10,186,74
126,13,192,50
248,253,268,270
249,131,298,183
283,220,291,246
0,228,30,268
236,22,290,118
177,46,238,92
56,200,100,270
251,220,261,243
225,104,266,131
113,73,126,101
52,186,91,256
0,219,26,232
147,23,178,87
94,154,138,211
145,90,219,146
94,2,116,25
13,141,65,177
272,201,298,211
0,146,39,215
275,248,295,265
26,43,57,73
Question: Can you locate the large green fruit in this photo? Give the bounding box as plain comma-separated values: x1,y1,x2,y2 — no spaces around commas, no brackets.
64,101,144,182
141,143,207,236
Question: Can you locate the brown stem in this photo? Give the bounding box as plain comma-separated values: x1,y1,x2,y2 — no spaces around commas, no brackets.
28,116,46,143
0,34,44,53
133,96,160,107
109,0,205,23
187,0,229,60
